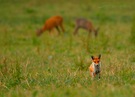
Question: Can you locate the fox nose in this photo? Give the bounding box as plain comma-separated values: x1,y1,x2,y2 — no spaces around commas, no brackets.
96,64,99,67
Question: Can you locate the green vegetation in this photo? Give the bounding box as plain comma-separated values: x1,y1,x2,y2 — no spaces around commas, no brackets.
130,15,135,44
0,0,135,97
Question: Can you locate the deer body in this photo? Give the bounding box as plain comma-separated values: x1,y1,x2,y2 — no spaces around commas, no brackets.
37,16,65,36
89,55,101,79
74,18,98,36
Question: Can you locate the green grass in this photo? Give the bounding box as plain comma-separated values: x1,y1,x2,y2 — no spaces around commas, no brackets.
130,15,135,44
0,0,135,97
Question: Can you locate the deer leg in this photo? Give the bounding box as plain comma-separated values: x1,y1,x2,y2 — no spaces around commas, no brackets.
49,29,54,35
55,26,60,35
59,23,65,32
88,29,92,36
95,31,98,37
49,29,51,34
74,26,79,35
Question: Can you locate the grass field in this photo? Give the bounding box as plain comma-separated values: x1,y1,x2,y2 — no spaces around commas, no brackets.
0,0,135,97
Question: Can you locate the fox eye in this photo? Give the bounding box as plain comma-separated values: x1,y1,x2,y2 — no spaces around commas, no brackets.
94,61,99,63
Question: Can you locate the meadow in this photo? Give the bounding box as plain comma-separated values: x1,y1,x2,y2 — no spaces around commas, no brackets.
0,0,135,97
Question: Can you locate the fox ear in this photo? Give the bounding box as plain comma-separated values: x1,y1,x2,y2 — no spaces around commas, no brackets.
91,56,94,60
99,54,101,59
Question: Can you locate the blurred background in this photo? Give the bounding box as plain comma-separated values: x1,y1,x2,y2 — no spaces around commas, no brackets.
0,0,135,97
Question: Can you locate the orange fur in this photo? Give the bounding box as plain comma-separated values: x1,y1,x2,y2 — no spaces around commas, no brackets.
36,16,65,36
89,65,96,77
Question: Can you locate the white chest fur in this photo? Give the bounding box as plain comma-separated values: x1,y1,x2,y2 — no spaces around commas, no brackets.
92,62,101,74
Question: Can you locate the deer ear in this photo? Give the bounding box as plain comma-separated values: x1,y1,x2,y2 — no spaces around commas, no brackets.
99,54,101,59
91,56,94,60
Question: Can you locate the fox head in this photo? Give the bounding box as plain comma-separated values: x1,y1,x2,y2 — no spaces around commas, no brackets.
91,54,101,67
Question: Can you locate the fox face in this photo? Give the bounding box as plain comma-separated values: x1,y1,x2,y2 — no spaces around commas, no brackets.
91,55,101,67
89,55,101,79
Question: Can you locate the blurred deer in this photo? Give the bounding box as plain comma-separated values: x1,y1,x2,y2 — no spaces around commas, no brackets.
74,18,99,36
36,16,65,36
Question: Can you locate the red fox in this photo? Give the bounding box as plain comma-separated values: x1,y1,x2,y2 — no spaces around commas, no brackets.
74,18,99,36
36,16,65,36
89,55,101,79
